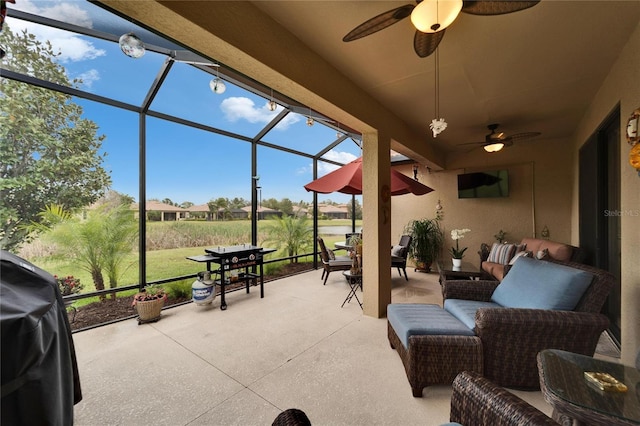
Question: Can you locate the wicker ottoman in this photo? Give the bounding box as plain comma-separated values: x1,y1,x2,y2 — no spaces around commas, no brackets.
387,304,483,397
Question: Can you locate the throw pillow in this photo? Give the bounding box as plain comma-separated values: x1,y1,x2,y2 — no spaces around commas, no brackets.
327,249,335,260
491,257,594,310
487,243,518,265
508,250,532,265
536,248,549,260
391,245,406,257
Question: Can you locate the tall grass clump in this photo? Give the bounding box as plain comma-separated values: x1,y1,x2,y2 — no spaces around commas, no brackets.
146,221,251,250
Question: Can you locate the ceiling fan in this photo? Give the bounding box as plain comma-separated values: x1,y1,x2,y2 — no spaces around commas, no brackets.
343,0,540,58
458,123,541,152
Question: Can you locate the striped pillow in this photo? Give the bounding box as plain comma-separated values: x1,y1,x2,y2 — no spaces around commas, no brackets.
487,243,518,265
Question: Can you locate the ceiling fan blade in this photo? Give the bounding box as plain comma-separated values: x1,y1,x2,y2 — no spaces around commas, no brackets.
414,30,445,58
506,131,542,142
343,4,415,42
457,141,487,146
461,0,540,16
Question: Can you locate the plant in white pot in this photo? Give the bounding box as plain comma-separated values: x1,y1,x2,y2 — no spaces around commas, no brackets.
449,228,471,267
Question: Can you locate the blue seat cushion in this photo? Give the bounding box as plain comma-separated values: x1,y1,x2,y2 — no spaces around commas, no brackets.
490,257,594,310
387,304,475,349
444,299,502,330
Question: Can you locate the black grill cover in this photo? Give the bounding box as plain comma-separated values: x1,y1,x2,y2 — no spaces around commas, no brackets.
1,250,82,425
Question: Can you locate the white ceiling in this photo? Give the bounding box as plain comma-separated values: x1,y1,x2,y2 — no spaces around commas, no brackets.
252,1,640,154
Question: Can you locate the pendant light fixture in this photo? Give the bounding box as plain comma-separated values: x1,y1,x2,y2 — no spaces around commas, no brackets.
306,108,314,126
411,0,463,33
429,48,447,137
209,64,226,94
119,32,145,58
268,89,277,111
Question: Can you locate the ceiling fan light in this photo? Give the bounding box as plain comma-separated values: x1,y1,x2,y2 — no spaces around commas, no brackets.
484,142,505,153
411,0,463,33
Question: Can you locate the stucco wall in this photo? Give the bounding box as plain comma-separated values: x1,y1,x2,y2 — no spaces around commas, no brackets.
392,135,574,265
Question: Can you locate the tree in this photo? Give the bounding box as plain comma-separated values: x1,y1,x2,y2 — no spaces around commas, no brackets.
208,197,230,220
262,215,313,263
0,26,111,251
38,200,137,299
279,198,294,216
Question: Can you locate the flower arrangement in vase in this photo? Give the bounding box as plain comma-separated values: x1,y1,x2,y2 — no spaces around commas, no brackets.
449,228,471,267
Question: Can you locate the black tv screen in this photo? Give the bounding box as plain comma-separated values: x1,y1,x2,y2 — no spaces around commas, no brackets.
457,170,509,198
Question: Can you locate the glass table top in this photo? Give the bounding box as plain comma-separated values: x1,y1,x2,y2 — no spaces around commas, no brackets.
538,349,640,424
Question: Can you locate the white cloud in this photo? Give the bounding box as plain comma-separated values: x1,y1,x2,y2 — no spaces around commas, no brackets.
220,97,300,130
9,1,106,63
75,69,100,88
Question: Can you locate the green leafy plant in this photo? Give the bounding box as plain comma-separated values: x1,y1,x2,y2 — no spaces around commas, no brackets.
165,280,192,299
262,215,313,263
403,218,444,271
494,229,507,243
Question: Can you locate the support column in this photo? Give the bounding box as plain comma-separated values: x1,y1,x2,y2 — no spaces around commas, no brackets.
361,131,392,318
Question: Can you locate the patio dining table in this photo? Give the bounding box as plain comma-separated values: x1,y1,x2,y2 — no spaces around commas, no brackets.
334,241,352,251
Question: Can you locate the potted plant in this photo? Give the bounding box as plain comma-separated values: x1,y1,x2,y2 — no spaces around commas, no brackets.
132,285,167,323
449,228,471,267
347,233,363,256
403,218,444,272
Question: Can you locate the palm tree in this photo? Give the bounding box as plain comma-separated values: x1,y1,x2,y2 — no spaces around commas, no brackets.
37,202,138,299
262,215,312,263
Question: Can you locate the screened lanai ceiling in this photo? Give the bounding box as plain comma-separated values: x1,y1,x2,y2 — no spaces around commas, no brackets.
3,1,371,164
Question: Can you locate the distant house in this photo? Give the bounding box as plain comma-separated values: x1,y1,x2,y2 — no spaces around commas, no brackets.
131,201,188,221
292,205,309,217
189,203,214,220
317,204,348,219
241,205,282,220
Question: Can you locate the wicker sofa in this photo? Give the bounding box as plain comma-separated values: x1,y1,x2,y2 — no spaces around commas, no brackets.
479,238,585,281
387,258,613,396
449,371,558,426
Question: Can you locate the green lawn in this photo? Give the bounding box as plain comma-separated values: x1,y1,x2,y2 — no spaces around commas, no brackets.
29,218,361,306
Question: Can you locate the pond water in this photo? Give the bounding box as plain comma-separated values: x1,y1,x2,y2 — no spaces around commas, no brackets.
318,226,362,236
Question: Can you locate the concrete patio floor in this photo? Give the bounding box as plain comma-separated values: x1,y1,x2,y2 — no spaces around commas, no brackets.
72,267,553,425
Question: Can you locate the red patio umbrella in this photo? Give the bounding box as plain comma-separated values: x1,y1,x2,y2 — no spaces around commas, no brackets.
304,157,434,196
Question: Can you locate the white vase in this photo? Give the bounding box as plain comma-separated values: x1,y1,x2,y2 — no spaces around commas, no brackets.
452,258,462,267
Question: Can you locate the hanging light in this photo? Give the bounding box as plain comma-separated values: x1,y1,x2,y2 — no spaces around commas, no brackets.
119,32,145,58
483,142,505,153
429,47,447,137
306,117,314,127
411,0,463,33
209,64,226,94
268,89,277,111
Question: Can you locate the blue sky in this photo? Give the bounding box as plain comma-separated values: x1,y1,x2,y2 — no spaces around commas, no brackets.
7,0,364,206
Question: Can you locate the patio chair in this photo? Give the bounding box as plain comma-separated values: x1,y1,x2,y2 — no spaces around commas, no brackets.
449,371,558,425
391,235,412,281
272,408,311,426
317,237,351,285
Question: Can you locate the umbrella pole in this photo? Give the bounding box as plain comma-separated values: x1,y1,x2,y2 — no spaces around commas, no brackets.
351,195,356,233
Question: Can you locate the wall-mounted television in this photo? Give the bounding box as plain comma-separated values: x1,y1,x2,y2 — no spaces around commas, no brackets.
457,170,509,198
